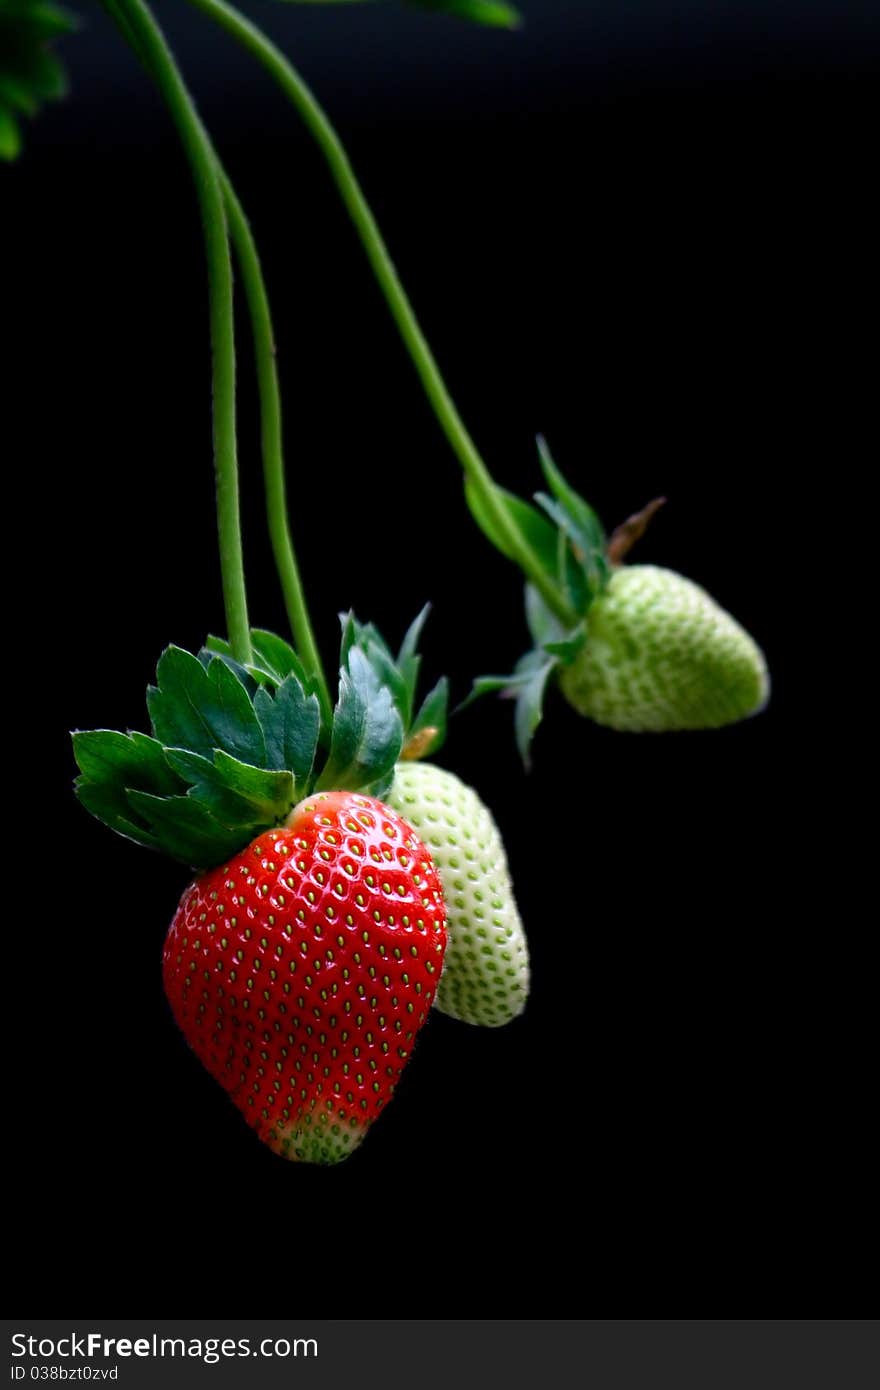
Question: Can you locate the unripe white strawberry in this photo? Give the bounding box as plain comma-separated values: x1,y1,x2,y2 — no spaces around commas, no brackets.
387,762,528,1028
559,564,769,732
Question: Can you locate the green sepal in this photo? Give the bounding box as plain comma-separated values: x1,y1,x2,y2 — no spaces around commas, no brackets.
316,647,403,792
124,791,253,868
464,478,559,579
205,629,314,694
74,616,444,869
254,675,321,783
544,624,587,666
163,749,296,827
461,584,590,765
72,729,186,856
147,646,267,766
535,436,610,605
341,613,412,728
509,648,556,769
340,606,450,760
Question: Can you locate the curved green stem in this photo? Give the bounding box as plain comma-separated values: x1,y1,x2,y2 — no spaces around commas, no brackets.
104,0,252,665
220,176,333,724
187,0,577,628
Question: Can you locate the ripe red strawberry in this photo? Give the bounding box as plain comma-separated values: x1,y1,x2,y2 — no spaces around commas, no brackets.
162,791,448,1164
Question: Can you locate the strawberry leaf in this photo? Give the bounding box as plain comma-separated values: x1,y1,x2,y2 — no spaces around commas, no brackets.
510,648,556,769
316,647,403,792
124,791,251,867
206,629,314,693
254,675,321,784
164,749,296,827
535,436,610,605
148,646,267,766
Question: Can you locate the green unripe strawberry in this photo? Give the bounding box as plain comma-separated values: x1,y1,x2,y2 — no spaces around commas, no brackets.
387,761,528,1028
559,564,769,733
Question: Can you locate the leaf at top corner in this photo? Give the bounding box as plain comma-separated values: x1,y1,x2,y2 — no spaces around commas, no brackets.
0,2,77,163
316,647,403,793
147,646,266,766
254,675,321,786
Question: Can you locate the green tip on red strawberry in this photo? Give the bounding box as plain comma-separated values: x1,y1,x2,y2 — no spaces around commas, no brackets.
163,791,447,1163
558,564,769,732
387,761,528,1028
462,436,770,759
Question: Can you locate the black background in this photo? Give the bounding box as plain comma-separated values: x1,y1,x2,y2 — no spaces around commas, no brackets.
7,0,876,1312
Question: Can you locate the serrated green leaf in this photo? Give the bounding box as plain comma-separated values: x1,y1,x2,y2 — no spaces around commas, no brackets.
254,675,320,785
72,729,182,796
206,630,312,692
342,612,412,727
125,790,248,868
316,647,403,792
148,647,266,766
251,629,312,686
164,748,295,826
74,777,164,855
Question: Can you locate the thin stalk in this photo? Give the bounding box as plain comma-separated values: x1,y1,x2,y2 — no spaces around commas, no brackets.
104,0,252,664
187,0,578,628
221,175,333,723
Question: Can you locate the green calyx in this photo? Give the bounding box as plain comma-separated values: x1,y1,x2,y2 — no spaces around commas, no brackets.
0,0,76,160
72,610,449,871
276,0,522,31
462,437,611,765
339,604,450,762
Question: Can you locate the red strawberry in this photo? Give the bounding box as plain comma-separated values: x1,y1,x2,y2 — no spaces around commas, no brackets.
162,790,448,1164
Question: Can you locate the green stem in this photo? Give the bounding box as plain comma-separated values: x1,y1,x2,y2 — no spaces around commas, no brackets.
104,0,252,665
187,0,577,628
220,176,333,724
